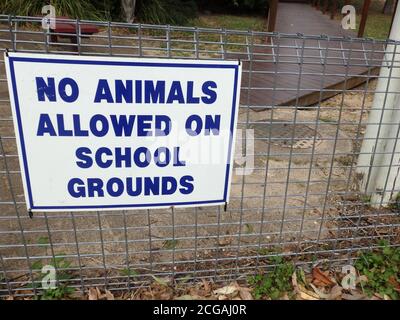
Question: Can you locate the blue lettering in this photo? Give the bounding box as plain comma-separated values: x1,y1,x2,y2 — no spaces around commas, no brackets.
106,178,124,197
94,79,114,103
167,81,185,104
205,115,221,135
57,114,73,136
144,177,160,195
162,176,177,195
134,147,151,168
73,114,89,136
110,115,135,137
179,175,194,194
90,114,109,137
201,81,217,104
115,147,132,168
145,80,165,103
187,81,200,103
68,178,85,197
155,115,171,136
76,147,93,168
154,147,170,167
185,115,202,136
37,113,56,136
87,178,104,197
36,77,56,102
137,115,152,136
126,177,142,196
115,80,133,103
173,147,186,166
95,147,113,168
58,78,79,103
135,80,142,103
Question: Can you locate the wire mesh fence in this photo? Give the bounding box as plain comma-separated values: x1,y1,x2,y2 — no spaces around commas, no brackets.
0,15,400,298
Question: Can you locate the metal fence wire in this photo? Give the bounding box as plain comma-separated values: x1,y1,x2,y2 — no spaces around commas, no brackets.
1,15,400,298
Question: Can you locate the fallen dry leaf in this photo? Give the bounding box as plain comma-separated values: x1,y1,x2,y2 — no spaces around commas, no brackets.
389,276,400,292
213,285,238,296
88,287,98,300
238,287,253,300
151,275,171,286
298,290,319,300
292,271,320,300
201,279,211,293
175,294,203,300
312,267,335,287
88,287,115,300
310,283,342,300
105,289,114,300
342,290,367,300
356,275,368,284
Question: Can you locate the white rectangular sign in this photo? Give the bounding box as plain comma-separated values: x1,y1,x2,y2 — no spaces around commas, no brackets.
5,52,241,211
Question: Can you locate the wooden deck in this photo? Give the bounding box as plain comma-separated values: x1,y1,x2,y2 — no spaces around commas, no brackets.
237,2,383,107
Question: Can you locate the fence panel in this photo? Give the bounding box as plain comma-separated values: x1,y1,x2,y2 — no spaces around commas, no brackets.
0,15,399,297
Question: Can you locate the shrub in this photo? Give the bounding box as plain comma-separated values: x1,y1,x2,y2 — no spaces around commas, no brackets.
1,0,103,20
136,0,198,25
196,0,268,15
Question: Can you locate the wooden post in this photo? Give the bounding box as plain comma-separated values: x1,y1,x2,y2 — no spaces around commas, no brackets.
358,0,371,37
267,0,278,33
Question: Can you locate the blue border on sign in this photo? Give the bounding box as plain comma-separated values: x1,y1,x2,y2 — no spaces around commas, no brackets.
8,56,239,210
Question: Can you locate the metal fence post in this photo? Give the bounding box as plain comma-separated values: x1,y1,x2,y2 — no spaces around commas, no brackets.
357,3,400,206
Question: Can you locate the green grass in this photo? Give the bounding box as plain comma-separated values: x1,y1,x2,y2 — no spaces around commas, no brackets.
187,14,266,31
29,253,75,300
248,256,295,299
356,13,391,40
164,14,268,58
338,0,392,39
323,0,390,40
355,240,400,300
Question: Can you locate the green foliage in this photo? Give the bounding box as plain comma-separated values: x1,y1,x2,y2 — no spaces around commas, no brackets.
248,256,295,299
189,14,266,31
196,0,268,15
37,236,49,245
355,240,400,300
120,268,139,277
231,0,268,10
361,194,371,204
40,285,75,300
1,0,103,20
30,254,75,300
163,239,179,249
136,0,198,25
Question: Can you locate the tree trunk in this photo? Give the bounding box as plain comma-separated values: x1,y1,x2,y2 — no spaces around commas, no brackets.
121,0,136,23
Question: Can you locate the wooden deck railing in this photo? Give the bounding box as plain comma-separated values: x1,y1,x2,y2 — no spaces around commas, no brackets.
266,0,278,32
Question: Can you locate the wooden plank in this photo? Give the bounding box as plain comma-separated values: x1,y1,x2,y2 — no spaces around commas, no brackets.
236,2,382,108
267,0,278,32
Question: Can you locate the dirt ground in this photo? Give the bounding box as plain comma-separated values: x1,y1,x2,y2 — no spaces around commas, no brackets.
0,22,399,296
